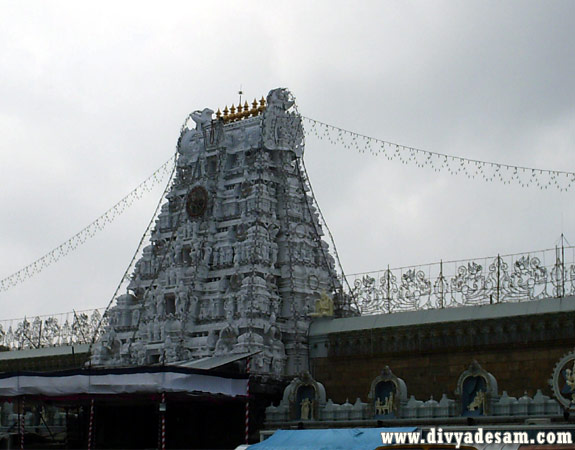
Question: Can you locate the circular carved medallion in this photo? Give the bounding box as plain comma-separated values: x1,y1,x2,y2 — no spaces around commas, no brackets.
186,186,208,219
308,274,319,290
551,351,575,411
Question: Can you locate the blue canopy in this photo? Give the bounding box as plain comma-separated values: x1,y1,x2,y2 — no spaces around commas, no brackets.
249,427,417,450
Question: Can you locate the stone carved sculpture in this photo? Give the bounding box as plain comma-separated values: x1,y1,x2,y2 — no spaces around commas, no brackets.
468,391,486,411
262,88,304,157
91,89,342,375
310,290,334,317
300,398,312,420
375,392,394,415
191,108,214,131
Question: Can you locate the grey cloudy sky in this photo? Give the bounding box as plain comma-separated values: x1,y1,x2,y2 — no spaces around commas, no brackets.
1,1,574,319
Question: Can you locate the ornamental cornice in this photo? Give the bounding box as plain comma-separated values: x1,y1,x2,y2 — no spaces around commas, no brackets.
327,310,575,357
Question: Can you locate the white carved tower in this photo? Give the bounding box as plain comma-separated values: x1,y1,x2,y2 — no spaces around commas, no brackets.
92,88,342,376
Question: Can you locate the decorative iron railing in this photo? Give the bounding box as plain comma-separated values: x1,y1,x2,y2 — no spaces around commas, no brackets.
2,246,574,350
0,308,107,351
345,245,575,315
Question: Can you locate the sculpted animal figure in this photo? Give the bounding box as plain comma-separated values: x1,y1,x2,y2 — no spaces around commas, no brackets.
191,108,214,131
266,88,294,113
468,391,486,411
178,108,214,156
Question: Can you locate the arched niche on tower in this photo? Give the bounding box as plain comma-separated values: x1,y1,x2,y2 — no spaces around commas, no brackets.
455,360,498,416
368,366,407,419
282,372,327,421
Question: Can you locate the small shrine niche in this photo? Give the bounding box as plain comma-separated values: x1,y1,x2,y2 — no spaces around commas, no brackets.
368,366,407,418
165,295,176,316
455,360,498,416
282,372,327,421
296,385,315,420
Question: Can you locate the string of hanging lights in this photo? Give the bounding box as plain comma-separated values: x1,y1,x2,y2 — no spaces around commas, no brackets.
0,155,176,293
302,116,575,191
2,113,573,293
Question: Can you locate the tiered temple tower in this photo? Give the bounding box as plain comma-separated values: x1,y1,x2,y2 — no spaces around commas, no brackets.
91,88,342,376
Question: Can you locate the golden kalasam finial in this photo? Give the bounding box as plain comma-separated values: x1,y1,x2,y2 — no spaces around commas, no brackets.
217,95,266,123
251,99,258,116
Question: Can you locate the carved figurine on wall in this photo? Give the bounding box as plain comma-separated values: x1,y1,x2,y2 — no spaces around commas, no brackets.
375,391,394,415
300,397,313,420
295,383,316,421
309,290,334,317
551,352,575,410
563,360,575,403
456,361,497,416
467,390,486,412
374,380,396,417
368,366,407,419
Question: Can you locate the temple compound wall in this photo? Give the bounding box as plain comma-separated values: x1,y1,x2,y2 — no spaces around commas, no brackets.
309,296,575,406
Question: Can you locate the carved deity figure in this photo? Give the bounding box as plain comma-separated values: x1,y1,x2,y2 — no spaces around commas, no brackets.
224,297,235,321
132,308,140,327
138,319,148,339
203,246,213,266
176,282,188,316
375,392,394,415
310,290,334,317
131,341,147,365
156,296,165,318
300,398,312,420
163,335,178,363
147,320,155,341
565,361,575,393
103,328,120,358
153,319,161,341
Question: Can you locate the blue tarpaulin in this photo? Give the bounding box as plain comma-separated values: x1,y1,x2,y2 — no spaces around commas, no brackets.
249,427,417,450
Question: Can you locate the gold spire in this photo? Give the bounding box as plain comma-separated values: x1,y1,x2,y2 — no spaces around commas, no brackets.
258,96,266,113
217,94,266,123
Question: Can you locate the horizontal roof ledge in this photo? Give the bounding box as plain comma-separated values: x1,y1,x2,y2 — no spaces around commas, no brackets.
310,295,575,336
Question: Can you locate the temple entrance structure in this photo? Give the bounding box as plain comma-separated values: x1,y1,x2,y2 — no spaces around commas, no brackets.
91,88,346,377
